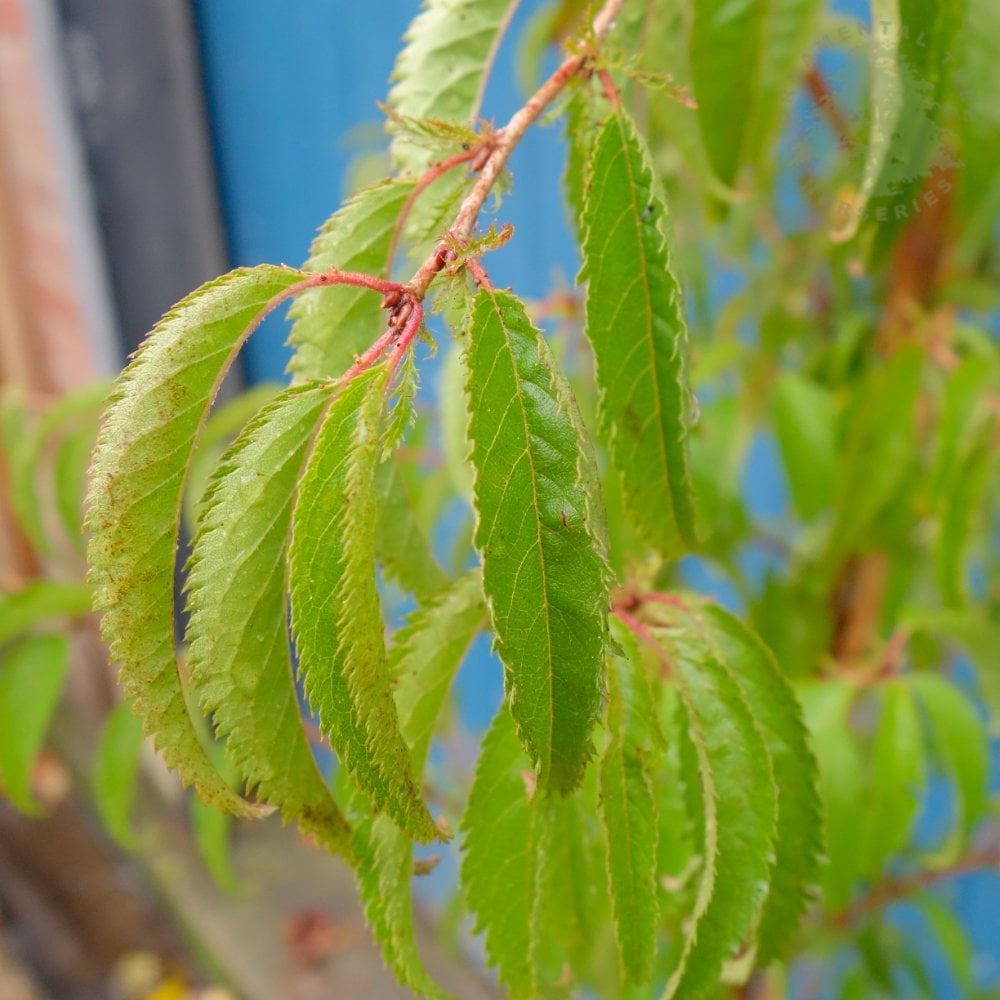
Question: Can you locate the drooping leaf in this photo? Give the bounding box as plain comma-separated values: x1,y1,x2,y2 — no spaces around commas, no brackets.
0,580,93,646
831,0,903,242
935,432,994,608
798,680,866,912
461,708,544,999
1,381,110,557
913,892,975,997
393,568,486,772
910,672,989,861
353,569,485,997
653,622,778,997
388,0,515,173
191,790,238,891
183,381,282,535
773,372,836,520
690,0,765,186
867,0,961,261
439,341,474,502
289,367,435,842
53,421,100,552
92,700,145,850
600,617,659,985
288,180,415,380
0,633,69,813
353,814,448,1000
830,345,923,556
374,452,450,602
86,266,306,816
750,0,824,175
535,788,606,989
186,383,354,857
581,107,697,555
861,679,926,877
674,599,823,967
465,287,609,793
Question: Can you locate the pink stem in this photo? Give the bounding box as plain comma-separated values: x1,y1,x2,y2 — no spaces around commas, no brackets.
466,256,494,291
385,299,425,384
386,146,484,278
597,67,622,107
613,609,672,677
312,267,404,295
637,592,689,612
339,326,398,384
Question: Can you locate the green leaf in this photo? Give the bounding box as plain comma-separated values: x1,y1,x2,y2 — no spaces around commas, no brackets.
677,600,823,967
797,680,864,913
600,618,659,985
581,107,697,555
353,814,448,1000
388,0,515,173
861,679,926,876
183,381,282,535
439,341,474,502
773,372,836,520
186,383,355,857
562,87,602,242
87,265,305,817
536,789,606,989
288,180,415,379
393,568,486,772
92,701,145,850
461,708,544,999
0,580,93,646
1,381,109,556
654,621,778,998
830,346,923,555
465,287,610,793
374,453,450,602
913,892,974,996
749,0,824,174
935,433,993,608
0,634,69,813
53,421,99,552
289,367,435,842
690,0,764,185
867,0,960,261
191,792,239,891
353,570,484,996
831,0,903,242
910,673,988,861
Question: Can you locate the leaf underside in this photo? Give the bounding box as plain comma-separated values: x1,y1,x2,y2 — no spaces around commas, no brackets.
186,383,354,858
86,265,305,816
289,367,435,843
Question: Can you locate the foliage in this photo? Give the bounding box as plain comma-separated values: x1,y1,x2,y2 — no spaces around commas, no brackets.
10,0,990,997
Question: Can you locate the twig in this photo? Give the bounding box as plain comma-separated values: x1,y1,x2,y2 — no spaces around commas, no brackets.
407,0,627,299
385,144,485,278
804,65,854,151
466,256,495,291
597,67,621,108
831,841,1000,928
469,0,523,125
